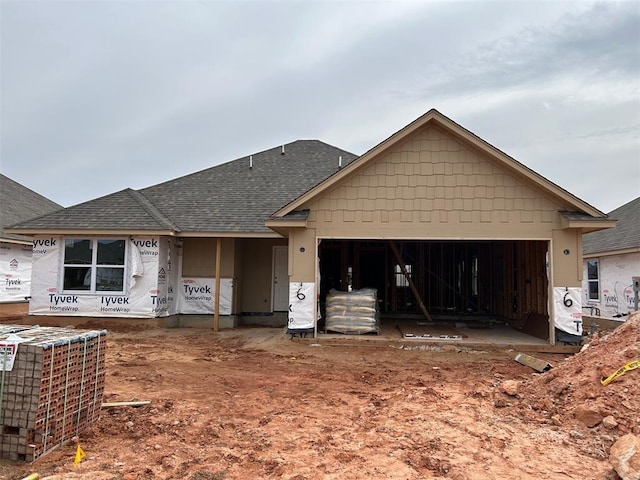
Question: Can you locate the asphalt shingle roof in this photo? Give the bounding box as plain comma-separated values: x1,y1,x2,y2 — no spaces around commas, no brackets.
141,140,357,233
583,197,640,255
10,188,181,231
0,174,62,242
9,140,357,234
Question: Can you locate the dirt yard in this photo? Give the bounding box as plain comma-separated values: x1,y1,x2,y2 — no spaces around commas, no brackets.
1,313,639,480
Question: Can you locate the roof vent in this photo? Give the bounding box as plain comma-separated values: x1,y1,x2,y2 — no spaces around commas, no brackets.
281,145,285,155
249,155,253,169
338,156,343,169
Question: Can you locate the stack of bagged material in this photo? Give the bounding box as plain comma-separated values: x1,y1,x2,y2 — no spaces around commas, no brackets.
0,326,107,461
325,288,380,334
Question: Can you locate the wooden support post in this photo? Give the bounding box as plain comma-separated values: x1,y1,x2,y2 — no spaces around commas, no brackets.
214,238,222,332
388,240,433,322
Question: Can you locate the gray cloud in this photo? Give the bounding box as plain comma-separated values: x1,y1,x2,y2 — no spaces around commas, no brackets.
1,1,638,213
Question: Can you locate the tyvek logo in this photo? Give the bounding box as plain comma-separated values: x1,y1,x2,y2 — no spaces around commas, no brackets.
5,276,21,287
149,289,161,306
9,259,18,270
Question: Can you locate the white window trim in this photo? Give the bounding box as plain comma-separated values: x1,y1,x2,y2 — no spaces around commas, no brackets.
587,258,599,302
60,238,128,295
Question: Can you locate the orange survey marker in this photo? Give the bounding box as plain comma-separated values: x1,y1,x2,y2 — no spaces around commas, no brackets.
601,360,639,386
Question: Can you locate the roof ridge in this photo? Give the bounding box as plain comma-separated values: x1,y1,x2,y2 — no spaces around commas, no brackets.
126,189,181,232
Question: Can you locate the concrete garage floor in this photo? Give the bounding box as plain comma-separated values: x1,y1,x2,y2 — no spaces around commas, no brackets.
312,316,580,353
0,309,580,353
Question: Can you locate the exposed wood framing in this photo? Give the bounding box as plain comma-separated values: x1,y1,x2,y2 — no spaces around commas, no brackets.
388,241,433,322
214,238,222,332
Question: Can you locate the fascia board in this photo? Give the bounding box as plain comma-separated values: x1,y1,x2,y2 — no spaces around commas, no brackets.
583,247,640,258
178,231,284,239
264,219,307,228
560,218,617,232
0,238,33,246
4,228,177,236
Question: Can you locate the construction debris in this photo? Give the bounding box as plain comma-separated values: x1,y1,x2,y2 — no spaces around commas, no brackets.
601,359,639,386
0,326,107,461
101,401,151,408
514,352,552,373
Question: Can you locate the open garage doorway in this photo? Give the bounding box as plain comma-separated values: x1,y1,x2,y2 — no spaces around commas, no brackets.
318,239,550,341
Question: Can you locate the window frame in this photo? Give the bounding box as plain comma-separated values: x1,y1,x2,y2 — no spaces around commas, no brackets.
586,258,600,301
394,264,412,288
61,238,128,294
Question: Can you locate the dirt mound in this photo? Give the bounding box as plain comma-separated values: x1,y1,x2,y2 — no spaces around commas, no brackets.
511,311,640,459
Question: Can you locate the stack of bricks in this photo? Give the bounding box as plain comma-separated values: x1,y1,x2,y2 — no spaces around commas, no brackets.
0,325,107,461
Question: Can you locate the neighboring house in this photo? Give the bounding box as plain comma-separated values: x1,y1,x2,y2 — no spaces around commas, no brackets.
582,197,640,319
0,174,62,305
7,109,615,344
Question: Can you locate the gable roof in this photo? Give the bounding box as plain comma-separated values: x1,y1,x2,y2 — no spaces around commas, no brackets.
272,109,607,220
7,140,357,237
583,197,640,256
0,174,62,243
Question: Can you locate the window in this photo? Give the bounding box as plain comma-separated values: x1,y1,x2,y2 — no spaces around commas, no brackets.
587,259,599,301
63,239,126,293
395,264,412,287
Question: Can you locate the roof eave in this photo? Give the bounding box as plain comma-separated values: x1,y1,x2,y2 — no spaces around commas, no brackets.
5,227,178,237
584,246,640,258
560,218,617,233
178,231,284,239
264,217,308,237
265,218,308,228
0,237,33,246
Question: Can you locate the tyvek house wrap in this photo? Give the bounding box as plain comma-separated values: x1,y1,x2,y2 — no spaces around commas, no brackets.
0,242,32,303
288,282,315,331
28,236,232,318
582,252,640,319
553,287,583,336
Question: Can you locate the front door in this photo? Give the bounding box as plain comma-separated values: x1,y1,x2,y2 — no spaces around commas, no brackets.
272,246,288,311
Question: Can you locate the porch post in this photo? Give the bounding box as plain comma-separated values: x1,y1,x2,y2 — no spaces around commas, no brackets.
214,237,222,331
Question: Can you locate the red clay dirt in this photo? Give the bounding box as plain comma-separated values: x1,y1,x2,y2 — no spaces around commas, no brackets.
1,312,638,480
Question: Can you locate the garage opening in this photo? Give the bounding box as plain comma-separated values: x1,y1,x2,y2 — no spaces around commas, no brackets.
318,240,550,341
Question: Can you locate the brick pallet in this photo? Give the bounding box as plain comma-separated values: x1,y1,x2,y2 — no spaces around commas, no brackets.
0,326,107,461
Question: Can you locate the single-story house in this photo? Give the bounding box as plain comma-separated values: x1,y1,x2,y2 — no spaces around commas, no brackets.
0,174,62,311
7,109,615,344
582,196,640,320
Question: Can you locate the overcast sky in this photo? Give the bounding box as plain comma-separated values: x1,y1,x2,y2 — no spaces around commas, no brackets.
1,0,639,214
